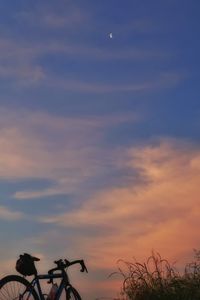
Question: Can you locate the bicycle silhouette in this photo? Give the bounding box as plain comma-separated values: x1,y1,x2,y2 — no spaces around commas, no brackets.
0,253,88,300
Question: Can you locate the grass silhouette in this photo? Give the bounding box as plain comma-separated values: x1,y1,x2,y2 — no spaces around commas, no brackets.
111,250,200,300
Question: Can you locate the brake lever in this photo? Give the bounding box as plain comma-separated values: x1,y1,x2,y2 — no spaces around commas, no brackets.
80,260,88,273
64,259,70,267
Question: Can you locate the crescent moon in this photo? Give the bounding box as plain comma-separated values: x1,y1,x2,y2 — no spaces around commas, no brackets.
109,33,113,39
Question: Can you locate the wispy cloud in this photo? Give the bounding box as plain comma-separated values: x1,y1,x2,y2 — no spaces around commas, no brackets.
0,13,180,94
45,71,184,94
16,2,89,30
0,205,24,221
0,19,187,97
39,138,200,269
0,34,177,91
0,107,138,199
0,35,168,63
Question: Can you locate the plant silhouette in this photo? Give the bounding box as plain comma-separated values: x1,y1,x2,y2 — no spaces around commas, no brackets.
111,250,200,300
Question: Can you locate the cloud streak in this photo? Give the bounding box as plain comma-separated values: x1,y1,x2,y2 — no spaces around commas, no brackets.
0,206,24,221
0,107,138,199
16,2,89,30
0,35,167,65
0,31,172,88
45,71,184,94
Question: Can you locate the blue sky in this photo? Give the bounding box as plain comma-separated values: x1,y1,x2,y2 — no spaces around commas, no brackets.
0,1,200,299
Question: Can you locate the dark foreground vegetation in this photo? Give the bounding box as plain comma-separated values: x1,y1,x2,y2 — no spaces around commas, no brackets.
113,250,200,300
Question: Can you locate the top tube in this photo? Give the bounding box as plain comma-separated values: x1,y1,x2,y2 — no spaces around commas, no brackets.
37,273,63,280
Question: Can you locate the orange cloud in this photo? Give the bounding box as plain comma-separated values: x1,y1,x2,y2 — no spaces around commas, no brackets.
41,138,200,269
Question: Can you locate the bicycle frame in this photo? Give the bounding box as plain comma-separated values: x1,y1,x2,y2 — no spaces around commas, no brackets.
25,271,71,300
16,256,87,300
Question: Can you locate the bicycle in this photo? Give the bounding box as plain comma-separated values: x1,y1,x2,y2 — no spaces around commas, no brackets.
0,254,88,300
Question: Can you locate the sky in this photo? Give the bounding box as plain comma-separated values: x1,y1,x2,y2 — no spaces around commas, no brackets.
0,0,200,299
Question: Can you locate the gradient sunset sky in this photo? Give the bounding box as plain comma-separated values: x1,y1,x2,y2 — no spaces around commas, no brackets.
0,0,200,299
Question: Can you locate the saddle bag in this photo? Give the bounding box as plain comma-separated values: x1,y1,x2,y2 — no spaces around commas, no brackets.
16,253,39,276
